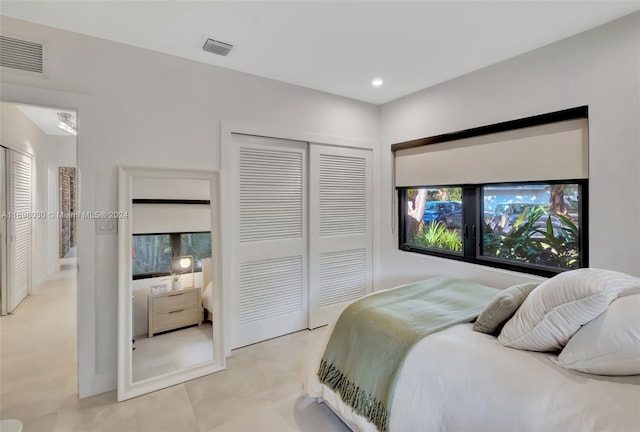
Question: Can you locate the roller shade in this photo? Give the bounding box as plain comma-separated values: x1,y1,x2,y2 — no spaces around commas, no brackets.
132,203,210,234
395,118,588,187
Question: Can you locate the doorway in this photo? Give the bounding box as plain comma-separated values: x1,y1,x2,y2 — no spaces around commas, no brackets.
0,101,79,415
58,166,77,264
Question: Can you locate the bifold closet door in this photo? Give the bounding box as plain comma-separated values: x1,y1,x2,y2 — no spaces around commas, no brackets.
308,145,373,329
7,150,32,313
0,148,6,315
232,134,308,348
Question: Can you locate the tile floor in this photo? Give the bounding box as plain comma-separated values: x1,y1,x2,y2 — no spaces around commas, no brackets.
0,273,349,432
133,323,214,382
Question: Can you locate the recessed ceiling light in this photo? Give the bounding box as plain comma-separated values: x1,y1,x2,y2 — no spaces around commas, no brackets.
372,78,383,87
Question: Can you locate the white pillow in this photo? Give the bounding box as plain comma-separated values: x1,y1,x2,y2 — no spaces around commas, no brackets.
498,268,640,352
554,294,640,375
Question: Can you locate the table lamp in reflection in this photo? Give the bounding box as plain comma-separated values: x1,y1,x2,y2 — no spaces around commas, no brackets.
179,255,194,288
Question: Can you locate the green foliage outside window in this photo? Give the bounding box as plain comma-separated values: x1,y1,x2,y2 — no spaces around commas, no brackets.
132,234,172,275
413,221,462,252
181,233,212,264
482,207,580,269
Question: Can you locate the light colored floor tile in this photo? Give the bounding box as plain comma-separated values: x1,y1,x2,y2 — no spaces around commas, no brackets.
52,399,138,432
2,272,348,432
284,395,350,432
132,385,199,432
208,402,293,432
133,324,214,382
0,274,77,421
19,412,58,432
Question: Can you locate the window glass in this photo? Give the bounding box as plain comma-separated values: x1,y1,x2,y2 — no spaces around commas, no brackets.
180,232,212,270
481,183,581,270
398,182,585,277
403,187,463,253
132,234,172,276
132,232,212,278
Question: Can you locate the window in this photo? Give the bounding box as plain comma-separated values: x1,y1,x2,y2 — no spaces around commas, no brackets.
399,181,587,277
180,232,212,270
403,187,463,253
481,182,584,271
393,107,589,277
132,234,172,276
132,231,211,279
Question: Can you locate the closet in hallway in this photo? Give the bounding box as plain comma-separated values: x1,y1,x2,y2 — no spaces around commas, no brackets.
0,146,33,315
229,134,373,348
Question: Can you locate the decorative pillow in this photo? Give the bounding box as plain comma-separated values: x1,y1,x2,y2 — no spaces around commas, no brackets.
473,282,539,334
554,294,640,375
498,268,640,352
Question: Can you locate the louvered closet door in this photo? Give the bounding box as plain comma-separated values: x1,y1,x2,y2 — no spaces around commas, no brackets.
7,150,32,313
232,134,308,348
309,145,373,329
0,148,6,315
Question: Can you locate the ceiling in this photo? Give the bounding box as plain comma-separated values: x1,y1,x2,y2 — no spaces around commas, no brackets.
1,1,639,104
15,104,76,136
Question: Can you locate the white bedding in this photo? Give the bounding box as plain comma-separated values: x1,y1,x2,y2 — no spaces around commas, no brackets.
201,258,213,319
305,322,640,431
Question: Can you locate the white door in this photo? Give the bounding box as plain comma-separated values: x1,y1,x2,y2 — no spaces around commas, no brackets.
0,148,6,315
232,134,308,348
7,150,32,313
308,145,373,328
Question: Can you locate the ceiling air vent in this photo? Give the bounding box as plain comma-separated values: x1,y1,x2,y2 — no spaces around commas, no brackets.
202,38,233,56
0,35,44,74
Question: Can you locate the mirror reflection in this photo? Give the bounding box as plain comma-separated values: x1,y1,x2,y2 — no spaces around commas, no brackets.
129,177,214,382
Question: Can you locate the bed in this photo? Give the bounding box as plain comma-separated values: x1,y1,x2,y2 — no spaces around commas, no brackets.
201,257,214,321
304,271,640,432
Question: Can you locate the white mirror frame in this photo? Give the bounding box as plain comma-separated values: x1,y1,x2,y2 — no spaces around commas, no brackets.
117,166,225,401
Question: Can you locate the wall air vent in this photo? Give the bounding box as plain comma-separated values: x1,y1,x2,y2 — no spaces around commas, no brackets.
202,38,233,56
0,35,44,74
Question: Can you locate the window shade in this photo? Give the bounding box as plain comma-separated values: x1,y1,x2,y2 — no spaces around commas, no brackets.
394,118,588,187
132,204,210,234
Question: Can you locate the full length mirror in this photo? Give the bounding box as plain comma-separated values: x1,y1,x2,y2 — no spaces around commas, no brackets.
117,167,224,401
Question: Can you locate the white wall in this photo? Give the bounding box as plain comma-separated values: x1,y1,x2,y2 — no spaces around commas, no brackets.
379,13,640,289
0,102,44,155
0,16,379,397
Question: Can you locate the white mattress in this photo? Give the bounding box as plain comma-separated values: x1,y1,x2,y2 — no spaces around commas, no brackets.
305,322,640,432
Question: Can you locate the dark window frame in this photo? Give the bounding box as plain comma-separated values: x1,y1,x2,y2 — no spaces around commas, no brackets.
398,180,588,278
132,230,211,280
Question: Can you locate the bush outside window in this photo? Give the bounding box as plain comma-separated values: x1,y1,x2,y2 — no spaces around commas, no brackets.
404,187,463,253
481,184,582,270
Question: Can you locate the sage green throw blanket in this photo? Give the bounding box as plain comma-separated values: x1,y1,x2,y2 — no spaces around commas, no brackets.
317,277,500,432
